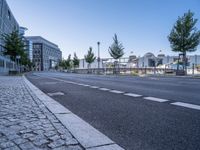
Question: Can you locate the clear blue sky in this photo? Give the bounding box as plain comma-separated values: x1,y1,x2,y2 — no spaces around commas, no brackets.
7,0,200,59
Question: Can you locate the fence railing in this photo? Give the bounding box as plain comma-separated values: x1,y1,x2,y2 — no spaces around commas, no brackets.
71,67,200,76
0,55,16,74
72,67,177,75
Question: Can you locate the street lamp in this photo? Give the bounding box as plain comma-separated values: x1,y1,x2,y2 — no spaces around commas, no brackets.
16,55,21,73
97,41,100,73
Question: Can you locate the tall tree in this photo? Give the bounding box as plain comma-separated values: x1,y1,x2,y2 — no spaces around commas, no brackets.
73,52,80,68
84,47,96,69
168,10,200,73
2,30,25,61
108,34,124,59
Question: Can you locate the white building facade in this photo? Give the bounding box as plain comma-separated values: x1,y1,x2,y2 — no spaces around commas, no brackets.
77,52,200,71
137,52,200,69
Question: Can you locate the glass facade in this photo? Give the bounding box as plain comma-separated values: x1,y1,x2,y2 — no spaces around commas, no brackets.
26,36,62,71
0,0,19,74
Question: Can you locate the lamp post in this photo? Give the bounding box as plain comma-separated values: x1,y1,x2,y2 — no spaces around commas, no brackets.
97,41,100,73
16,55,21,73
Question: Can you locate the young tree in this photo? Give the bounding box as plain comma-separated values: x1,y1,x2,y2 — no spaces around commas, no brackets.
65,54,72,69
108,34,125,74
84,47,96,70
20,52,29,66
109,34,124,60
168,10,200,74
73,52,80,68
59,59,67,69
2,30,25,61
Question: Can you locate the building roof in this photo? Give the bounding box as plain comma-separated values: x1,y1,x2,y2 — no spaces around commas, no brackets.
25,36,59,50
144,52,155,58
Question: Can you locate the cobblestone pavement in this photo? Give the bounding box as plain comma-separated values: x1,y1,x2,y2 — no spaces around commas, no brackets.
0,76,83,150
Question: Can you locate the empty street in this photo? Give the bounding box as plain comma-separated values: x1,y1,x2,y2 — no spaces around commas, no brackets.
26,72,200,150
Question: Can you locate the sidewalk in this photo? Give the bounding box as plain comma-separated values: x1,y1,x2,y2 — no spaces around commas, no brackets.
0,76,83,150
0,76,123,150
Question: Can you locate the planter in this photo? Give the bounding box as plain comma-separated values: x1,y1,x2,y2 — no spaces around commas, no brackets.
9,70,18,75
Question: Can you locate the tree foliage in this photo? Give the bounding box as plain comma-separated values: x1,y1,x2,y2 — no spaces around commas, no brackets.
59,54,74,70
73,52,80,68
59,59,67,69
168,10,200,53
168,10,200,73
65,54,72,69
2,30,25,61
109,34,124,59
84,47,96,67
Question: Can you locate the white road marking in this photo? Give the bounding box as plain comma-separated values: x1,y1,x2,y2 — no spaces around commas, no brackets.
99,88,110,91
77,83,85,86
171,102,200,111
109,90,124,94
124,93,142,97
24,76,123,149
82,84,90,87
89,86,99,89
68,81,77,84
47,92,64,96
143,97,169,102
42,82,58,85
149,77,159,80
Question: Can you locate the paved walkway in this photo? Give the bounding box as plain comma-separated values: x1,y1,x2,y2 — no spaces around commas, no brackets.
0,76,83,150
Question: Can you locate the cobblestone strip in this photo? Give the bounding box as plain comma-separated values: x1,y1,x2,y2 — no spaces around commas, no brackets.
0,76,83,150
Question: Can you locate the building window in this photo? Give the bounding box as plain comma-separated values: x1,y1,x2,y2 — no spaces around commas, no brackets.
0,59,4,67
157,59,163,66
7,10,11,20
148,59,155,67
33,44,41,49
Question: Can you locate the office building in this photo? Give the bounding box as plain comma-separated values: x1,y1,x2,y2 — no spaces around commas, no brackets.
0,0,19,74
26,36,62,71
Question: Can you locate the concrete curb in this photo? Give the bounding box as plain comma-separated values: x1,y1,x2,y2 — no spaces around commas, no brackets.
23,75,124,150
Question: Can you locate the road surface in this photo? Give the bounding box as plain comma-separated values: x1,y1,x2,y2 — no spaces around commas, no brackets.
26,72,200,150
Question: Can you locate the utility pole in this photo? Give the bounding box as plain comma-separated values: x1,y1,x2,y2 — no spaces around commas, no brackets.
97,41,100,74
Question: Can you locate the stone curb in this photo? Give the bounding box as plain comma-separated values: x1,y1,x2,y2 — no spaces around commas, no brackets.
23,75,124,150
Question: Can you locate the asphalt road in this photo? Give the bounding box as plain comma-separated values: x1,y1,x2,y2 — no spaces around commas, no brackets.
26,72,200,150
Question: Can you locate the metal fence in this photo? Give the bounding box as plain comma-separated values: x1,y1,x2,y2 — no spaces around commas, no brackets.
72,67,200,76
0,55,16,75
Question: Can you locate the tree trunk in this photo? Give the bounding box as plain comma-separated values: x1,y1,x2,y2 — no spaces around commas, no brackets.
183,51,187,75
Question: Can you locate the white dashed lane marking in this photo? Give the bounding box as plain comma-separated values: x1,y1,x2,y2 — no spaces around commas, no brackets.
35,75,200,112
82,84,90,87
89,86,99,89
171,102,200,111
143,97,169,102
99,88,110,91
77,83,85,86
47,92,65,96
124,93,142,97
109,90,124,94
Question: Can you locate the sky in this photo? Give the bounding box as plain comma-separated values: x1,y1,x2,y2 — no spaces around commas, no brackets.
6,0,200,59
